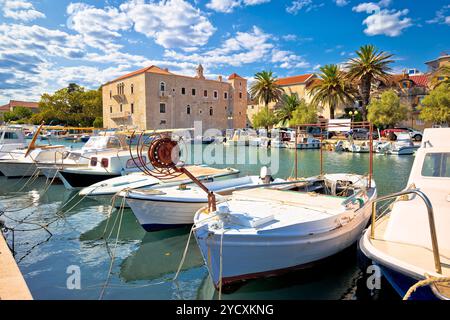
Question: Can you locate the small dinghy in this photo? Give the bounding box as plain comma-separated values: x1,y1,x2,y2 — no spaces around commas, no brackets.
79,166,240,204
193,173,376,288
126,168,286,231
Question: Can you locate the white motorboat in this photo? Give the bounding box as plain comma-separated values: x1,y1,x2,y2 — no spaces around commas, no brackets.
37,134,129,179
286,132,321,150
224,129,250,146
0,127,27,155
126,169,286,232
376,133,418,155
359,128,450,300
79,166,240,203
194,173,377,288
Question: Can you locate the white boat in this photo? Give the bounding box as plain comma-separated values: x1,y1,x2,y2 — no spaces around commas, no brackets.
359,128,450,300
0,144,67,178
0,127,28,155
126,170,286,232
224,129,250,146
194,173,377,288
37,134,129,179
78,166,240,203
269,128,292,148
376,133,418,155
57,149,149,190
286,132,321,149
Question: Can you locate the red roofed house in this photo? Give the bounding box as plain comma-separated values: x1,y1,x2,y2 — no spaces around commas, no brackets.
102,64,247,130
0,100,40,123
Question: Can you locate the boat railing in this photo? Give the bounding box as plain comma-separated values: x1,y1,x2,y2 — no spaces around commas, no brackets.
369,189,442,274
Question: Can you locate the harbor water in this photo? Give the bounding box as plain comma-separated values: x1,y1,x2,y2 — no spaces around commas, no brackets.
0,143,414,300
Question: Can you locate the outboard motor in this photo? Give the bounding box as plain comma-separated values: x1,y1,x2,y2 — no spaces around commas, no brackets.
260,166,274,184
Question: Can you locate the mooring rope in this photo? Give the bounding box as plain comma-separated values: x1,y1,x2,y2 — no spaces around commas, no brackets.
403,275,450,300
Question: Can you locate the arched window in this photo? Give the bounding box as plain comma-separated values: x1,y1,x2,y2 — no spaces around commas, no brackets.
131,84,134,94
187,105,191,115
160,82,166,92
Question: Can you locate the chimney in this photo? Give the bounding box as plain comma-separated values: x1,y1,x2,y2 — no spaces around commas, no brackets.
218,75,223,82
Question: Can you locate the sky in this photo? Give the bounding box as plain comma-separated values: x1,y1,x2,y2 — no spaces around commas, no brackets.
0,0,449,105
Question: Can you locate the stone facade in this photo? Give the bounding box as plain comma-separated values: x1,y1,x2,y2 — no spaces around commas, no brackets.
102,65,247,131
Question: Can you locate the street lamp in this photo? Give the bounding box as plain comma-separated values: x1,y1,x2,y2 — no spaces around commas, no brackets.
348,110,358,122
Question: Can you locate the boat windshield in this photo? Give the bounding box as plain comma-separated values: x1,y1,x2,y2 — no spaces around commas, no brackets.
421,152,450,178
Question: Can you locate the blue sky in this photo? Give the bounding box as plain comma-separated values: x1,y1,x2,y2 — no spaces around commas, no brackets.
0,0,449,104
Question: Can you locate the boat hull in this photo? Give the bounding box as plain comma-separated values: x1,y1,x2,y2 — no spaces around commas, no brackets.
0,161,40,178
195,202,373,287
58,170,120,189
127,198,206,231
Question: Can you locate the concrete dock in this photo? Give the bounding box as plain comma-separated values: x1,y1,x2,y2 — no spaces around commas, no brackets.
0,234,33,300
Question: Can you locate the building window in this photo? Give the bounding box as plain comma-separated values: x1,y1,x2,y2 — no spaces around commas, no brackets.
192,88,196,96
131,103,134,114
160,82,166,92
213,91,218,99
187,105,191,115
210,107,213,116
181,87,186,95
120,104,123,112
224,92,228,99
203,90,208,97
131,84,134,94
160,120,167,125
160,103,166,113
110,106,112,113
239,82,242,88
110,90,112,99
239,92,243,99
117,83,125,95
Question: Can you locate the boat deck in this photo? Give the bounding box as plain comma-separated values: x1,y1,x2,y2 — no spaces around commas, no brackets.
372,216,450,298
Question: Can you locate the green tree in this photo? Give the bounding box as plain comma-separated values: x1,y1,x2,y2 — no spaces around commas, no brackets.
250,71,283,113
419,83,450,124
275,93,301,126
93,117,103,128
346,45,394,120
291,100,318,125
3,106,33,122
38,84,102,126
430,65,450,89
252,108,278,129
309,64,355,119
367,90,408,127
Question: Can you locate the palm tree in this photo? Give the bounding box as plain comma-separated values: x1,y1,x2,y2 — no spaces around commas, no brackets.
346,45,394,120
430,65,450,89
250,71,284,113
309,64,355,119
276,93,300,126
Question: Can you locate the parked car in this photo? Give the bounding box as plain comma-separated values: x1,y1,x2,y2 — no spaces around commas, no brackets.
306,127,335,139
345,128,379,140
381,128,423,141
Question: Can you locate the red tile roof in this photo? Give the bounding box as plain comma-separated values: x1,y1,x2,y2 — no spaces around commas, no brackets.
276,74,314,86
228,73,245,80
108,65,173,83
0,100,39,111
410,75,429,87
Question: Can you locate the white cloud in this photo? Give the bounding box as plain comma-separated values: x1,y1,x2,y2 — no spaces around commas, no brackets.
67,3,132,51
282,34,298,41
206,0,270,13
334,0,349,6
0,0,45,21
426,5,450,25
352,1,412,37
271,49,310,69
121,0,215,51
286,0,324,15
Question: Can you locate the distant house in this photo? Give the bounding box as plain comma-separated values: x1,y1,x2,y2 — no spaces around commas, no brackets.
0,100,39,115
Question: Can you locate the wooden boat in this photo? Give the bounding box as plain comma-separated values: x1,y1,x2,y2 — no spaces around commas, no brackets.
126,171,286,232
359,128,450,300
193,173,377,288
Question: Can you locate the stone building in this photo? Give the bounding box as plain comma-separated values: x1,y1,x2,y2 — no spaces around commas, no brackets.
102,65,247,131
